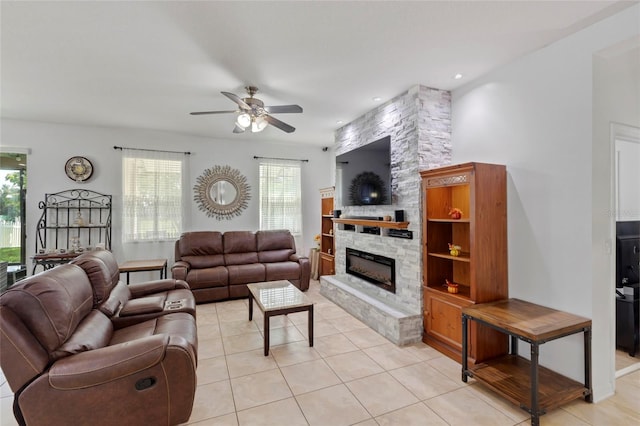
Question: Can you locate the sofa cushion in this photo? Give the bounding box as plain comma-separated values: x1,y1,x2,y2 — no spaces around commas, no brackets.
52,310,113,360
186,266,228,290
264,262,302,281
256,230,296,262
224,231,259,265
72,250,121,306
227,263,265,285
178,232,225,268
1,264,94,354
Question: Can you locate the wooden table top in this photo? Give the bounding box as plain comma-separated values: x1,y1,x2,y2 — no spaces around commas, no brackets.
462,298,591,342
118,258,167,272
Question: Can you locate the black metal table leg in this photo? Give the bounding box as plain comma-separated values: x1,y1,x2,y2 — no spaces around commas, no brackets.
462,314,469,382
264,313,270,356
584,327,593,402
530,343,540,426
511,335,518,355
248,292,253,321
308,305,314,347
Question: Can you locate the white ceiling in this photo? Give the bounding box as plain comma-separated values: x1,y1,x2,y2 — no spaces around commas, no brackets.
1,1,635,147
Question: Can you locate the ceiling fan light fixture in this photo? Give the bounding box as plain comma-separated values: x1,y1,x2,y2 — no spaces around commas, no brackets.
236,113,251,128
252,115,268,133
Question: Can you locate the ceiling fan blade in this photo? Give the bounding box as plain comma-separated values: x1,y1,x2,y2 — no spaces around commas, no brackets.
222,91,252,110
190,110,237,115
264,105,303,114
264,115,295,133
233,124,245,134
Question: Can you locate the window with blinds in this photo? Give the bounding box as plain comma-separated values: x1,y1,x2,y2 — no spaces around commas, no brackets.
259,159,302,235
122,149,185,242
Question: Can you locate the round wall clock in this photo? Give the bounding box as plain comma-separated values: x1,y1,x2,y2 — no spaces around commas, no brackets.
65,156,93,182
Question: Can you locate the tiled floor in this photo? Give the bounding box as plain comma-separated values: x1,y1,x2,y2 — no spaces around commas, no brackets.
2,280,639,425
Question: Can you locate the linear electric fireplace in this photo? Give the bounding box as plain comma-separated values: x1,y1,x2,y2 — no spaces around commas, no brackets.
345,248,396,293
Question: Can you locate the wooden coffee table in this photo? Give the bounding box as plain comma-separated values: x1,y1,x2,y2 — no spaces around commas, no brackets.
247,281,314,356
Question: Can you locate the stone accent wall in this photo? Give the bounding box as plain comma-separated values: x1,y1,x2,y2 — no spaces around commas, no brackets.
324,85,451,341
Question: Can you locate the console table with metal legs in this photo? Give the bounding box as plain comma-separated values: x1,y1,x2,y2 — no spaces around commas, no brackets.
461,299,592,426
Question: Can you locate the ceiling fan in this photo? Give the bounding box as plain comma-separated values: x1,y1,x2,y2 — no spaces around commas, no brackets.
190,86,303,134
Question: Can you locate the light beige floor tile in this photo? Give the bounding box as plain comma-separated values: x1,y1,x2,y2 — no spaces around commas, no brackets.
219,318,259,337
324,350,384,382
197,321,222,338
188,380,235,423
325,315,368,332
217,308,250,323
375,402,449,426
266,325,306,347
425,354,466,383
286,310,310,325
254,314,295,330
295,383,371,426
222,332,264,355
343,327,390,349
296,319,341,338
402,342,445,361
237,397,308,426
563,396,640,425
225,349,278,378
1,396,18,426
230,369,292,411
466,383,530,423
424,387,514,426
615,348,639,371
281,358,341,395
389,361,462,400
520,408,588,426
315,303,349,320
216,299,248,313
197,355,229,385
353,420,378,426
187,412,238,425
314,333,359,357
346,372,419,417
199,336,225,359
270,340,322,367
363,343,422,370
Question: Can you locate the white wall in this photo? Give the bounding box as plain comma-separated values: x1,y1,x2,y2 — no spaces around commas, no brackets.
452,4,639,401
1,118,334,280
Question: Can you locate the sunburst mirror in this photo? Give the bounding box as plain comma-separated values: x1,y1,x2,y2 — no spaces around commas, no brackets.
194,165,250,220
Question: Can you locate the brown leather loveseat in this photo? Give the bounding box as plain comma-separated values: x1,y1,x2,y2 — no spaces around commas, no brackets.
172,229,310,303
0,257,198,425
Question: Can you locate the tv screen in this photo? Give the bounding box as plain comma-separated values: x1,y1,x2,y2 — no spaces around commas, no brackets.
336,136,391,206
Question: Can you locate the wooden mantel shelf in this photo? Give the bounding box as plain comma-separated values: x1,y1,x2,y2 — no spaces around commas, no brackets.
332,218,409,229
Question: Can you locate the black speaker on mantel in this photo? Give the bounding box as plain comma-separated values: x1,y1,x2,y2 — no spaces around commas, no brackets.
333,209,341,218
394,210,405,222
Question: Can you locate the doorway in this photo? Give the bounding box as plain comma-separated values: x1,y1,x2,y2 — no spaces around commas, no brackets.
612,123,640,376
0,152,27,287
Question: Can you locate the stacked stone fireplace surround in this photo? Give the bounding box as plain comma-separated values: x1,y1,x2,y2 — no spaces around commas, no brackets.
320,85,451,345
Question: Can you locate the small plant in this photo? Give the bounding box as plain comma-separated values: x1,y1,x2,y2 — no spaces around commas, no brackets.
448,207,463,219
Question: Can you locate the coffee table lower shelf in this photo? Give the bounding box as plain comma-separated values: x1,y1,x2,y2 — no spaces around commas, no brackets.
468,354,589,414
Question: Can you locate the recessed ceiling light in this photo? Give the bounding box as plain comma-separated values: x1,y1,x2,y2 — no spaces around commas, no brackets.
454,73,463,80
372,97,381,102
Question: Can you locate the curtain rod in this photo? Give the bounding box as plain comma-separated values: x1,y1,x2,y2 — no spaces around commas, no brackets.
113,146,191,155
253,155,309,163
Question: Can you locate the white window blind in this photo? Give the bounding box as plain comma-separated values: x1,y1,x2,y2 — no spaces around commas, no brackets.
259,159,302,235
122,149,186,242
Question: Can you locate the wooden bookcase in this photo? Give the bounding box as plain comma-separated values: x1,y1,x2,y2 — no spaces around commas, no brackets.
419,162,508,364
319,187,335,276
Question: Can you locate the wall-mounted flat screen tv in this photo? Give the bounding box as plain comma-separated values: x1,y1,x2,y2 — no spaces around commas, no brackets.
336,136,391,206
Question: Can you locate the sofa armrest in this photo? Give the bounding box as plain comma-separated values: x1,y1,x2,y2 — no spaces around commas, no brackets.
128,279,190,298
171,261,190,281
290,254,310,290
48,334,169,390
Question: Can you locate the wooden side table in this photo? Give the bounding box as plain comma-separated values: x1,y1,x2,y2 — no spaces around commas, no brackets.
118,259,168,284
462,299,592,426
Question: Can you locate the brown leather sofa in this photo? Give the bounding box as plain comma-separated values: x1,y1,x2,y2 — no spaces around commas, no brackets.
172,229,310,303
71,249,196,328
0,261,198,426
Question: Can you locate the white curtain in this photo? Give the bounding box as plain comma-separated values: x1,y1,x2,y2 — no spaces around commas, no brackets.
121,149,187,243
259,159,302,235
